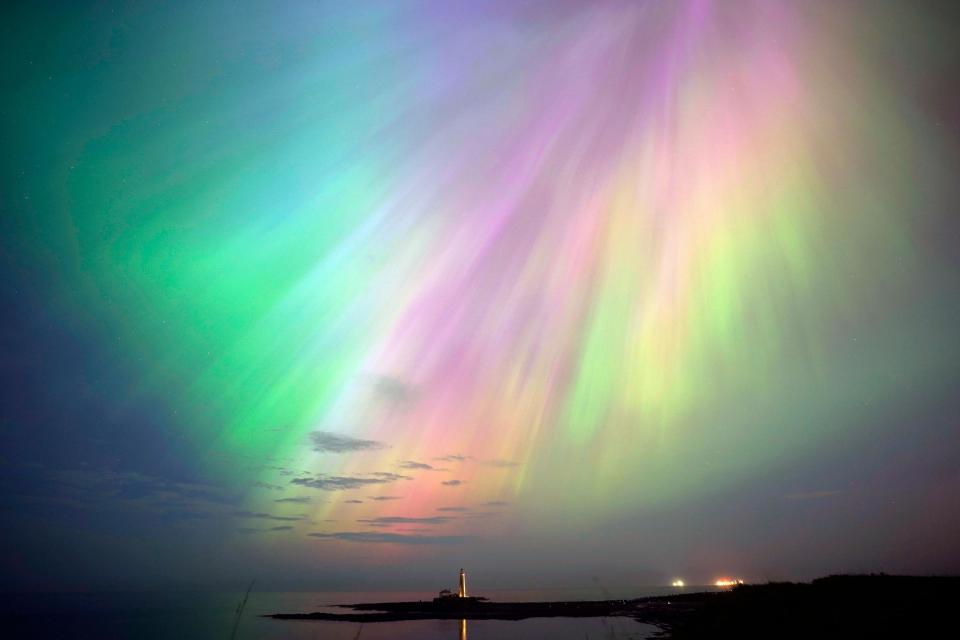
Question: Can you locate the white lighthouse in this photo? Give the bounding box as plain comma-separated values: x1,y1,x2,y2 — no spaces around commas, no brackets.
434,568,476,602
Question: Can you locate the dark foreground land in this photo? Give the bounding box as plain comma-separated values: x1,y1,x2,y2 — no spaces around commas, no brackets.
640,574,960,638
269,575,960,637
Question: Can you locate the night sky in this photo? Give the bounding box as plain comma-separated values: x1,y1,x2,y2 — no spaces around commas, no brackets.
2,1,959,592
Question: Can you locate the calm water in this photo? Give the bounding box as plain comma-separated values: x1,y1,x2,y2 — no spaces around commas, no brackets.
1,586,716,639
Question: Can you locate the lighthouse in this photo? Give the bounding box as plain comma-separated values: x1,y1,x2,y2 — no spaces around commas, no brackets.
433,569,483,603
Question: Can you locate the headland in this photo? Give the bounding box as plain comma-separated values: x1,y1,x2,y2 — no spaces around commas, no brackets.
267,574,960,637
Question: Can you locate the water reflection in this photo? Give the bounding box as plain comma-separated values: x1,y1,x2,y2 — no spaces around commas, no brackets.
0,591,665,639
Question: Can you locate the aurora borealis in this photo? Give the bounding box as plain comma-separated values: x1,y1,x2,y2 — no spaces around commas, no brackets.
2,1,960,591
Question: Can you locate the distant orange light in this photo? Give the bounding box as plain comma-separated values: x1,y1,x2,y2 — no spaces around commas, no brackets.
715,578,744,587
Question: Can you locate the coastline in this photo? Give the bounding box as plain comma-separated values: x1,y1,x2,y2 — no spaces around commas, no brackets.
267,575,960,637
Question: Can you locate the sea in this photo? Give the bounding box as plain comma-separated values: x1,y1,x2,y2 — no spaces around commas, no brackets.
1,586,721,639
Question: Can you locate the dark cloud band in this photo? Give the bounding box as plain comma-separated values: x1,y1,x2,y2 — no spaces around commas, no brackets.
309,431,387,453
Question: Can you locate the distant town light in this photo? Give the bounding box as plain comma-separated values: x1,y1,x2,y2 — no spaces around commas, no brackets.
714,578,744,587
671,579,685,587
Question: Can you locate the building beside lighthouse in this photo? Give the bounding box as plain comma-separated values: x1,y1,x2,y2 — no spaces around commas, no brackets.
434,568,484,603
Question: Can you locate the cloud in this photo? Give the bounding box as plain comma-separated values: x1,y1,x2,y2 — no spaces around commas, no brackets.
238,525,295,534
308,532,474,545
398,460,438,471
435,454,471,463
344,499,363,504
235,510,305,522
430,456,517,469
437,507,470,512
441,480,464,487
368,496,402,501
309,431,388,453
274,497,312,504
399,460,433,470
91,472,231,504
21,467,239,524
480,501,510,507
358,516,451,526
291,472,411,491
252,481,284,491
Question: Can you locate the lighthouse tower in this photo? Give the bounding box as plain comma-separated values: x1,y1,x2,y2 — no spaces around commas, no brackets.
458,568,467,598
